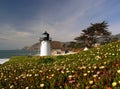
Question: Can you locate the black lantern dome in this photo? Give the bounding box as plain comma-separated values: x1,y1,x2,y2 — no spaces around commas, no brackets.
40,31,51,41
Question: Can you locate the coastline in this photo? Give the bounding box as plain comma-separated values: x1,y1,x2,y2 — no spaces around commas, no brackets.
0,58,9,64
0,51,76,64
0,50,38,64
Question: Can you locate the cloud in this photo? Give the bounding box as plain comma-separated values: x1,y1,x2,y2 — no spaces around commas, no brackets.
32,0,108,40
0,37,8,41
0,24,36,49
109,22,120,35
0,0,120,49
22,0,111,42
0,24,33,39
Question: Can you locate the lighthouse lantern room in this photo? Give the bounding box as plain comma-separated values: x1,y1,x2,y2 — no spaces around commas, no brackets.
40,31,51,56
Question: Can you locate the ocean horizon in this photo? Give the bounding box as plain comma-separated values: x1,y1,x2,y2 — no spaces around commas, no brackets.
0,50,38,64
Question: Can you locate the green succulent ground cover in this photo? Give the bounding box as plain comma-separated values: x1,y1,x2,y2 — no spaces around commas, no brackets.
0,41,120,89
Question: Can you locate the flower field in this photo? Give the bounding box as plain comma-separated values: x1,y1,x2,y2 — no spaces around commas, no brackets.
0,41,120,89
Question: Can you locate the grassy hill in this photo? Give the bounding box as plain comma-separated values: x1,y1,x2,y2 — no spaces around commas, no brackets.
0,41,120,89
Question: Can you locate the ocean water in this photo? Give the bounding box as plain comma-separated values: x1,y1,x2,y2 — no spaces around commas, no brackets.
0,50,38,64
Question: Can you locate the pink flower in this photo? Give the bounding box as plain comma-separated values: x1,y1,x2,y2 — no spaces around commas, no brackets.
69,80,75,84
106,87,113,89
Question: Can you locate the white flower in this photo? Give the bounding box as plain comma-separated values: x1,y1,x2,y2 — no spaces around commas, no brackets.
46,76,48,78
93,66,97,69
95,55,101,60
4,78,7,81
40,83,44,87
14,70,16,72
82,66,86,69
68,75,73,78
112,53,115,55
51,74,54,77
93,74,97,78
57,68,60,71
88,66,91,69
87,71,90,73
25,87,29,89
35,74,39,77
72,70,74,73
118,81,120,84
27,74,32,77
10,85,14,88
61,71,64,74
22,76,26,79
83,73,87,76
39,70,43,73
79,67,82,70
112,82,117,87
15,77,19,80
99,66,105,69
98,77,101,79
97,71,100,75
89,80,93,85
66,68,68,70
66,70,70,73
117,70,120,74
104,62,107,65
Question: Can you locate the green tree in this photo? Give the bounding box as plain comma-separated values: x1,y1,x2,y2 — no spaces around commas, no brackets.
75,21,111,48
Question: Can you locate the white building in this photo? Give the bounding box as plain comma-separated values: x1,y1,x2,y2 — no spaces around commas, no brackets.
40,31,51,56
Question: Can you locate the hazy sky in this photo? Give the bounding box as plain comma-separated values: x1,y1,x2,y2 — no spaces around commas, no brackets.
0,0,120,50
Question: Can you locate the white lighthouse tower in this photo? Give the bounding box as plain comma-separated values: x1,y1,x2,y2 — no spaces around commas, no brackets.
40,31,51,56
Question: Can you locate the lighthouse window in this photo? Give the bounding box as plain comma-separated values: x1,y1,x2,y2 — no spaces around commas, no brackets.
42,34,47,38
41,32,50,41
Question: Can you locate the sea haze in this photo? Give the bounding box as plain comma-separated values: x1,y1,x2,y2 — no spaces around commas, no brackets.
0,50,38,58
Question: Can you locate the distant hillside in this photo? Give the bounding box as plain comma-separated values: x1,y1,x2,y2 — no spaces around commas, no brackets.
23,33,120,51
114,33,120,39
23,41,66,51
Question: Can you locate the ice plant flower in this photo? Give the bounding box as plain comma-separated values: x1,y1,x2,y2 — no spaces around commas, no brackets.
69,80,75,84
98,77,101,80
88,66,91,69
40,83,44,88
106,87,112,89
66,70,70,73
104,62,107,65
118,81,120,84
25,87,29,89
72,70,74,73
112,82,117,87
117,70,120,74
93,74,97,78
82,66,86,69
93,66,97,69
51,74,54,77
85,86,89,89
10,85,14,89
97,71,100,75
68,75,72,78
61,70,64,74
87,71,90,73
99,66,105,69
83,73,87,77
27,74,32,77
39,70,43,73
35,74,39,77
68,75,73,80
95,55,101,60
89,80,93,85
